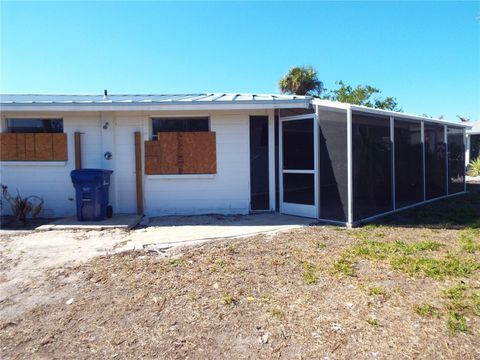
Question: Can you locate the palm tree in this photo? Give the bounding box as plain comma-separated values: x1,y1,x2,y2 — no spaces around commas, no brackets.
279,66,323,96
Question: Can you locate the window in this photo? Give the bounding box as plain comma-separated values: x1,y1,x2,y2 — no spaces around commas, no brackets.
6,119,63,133
145,117,216,175
151,117,209,139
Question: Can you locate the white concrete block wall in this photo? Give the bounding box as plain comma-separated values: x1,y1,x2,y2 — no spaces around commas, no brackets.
144,112,251,216
1,109,273,218
0,113,102,217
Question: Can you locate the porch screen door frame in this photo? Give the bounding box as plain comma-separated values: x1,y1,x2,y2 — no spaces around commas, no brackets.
279,114,319,218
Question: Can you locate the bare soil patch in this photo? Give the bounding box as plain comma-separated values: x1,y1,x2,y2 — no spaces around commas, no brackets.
1,185,479,359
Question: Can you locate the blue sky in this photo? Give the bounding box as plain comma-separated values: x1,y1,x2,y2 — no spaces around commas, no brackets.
1,1,479,121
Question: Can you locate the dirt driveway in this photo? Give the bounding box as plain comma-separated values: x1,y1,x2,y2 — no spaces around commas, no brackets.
0,213,310,321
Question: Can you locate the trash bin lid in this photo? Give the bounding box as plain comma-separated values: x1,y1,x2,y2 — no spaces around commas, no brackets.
71,169,113,183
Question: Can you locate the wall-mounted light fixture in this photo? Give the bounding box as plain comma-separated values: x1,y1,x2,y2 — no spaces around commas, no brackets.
103,122,110,130
104,151,112,160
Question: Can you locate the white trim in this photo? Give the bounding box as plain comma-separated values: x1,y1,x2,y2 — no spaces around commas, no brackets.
279,114,318,218
146,174,216,180
281,202,317,218
2,101,311,113
279,113,315,121
312,99,470,128
282,169,315,174
347,106,353,226
0,161,67,166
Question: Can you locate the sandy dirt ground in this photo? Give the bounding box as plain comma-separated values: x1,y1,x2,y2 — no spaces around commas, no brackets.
0,214,310,322
0,186,479,359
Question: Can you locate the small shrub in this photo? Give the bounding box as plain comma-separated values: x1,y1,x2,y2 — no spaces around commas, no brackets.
1,184,44,223
366,318,379,326
467,157,480,177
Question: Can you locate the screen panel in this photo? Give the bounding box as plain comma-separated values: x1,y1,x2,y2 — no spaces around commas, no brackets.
318,108,348,222
282,119,314,170
352,112,393,221
250,116,270,210
447,126,465,194
471,134,480,161
394,118,423,208
283,173,315,205
424,123,446,199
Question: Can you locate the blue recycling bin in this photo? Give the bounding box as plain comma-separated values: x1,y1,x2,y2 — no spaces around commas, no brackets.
70,169,113,221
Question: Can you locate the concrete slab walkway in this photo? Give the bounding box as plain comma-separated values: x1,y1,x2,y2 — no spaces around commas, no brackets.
36,214,143,231
123,213,314,249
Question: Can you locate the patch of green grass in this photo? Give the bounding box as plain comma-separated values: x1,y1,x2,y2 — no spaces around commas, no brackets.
366,318,379,326
168,258,183,266
271,308,285,319
302,261,320,284
447,311,468,333
369,286,387,297
331,256,356,277
351,240,443,260
391,255,480,279
414,304,440,318
313,240,327,249
459,228,480,253
472,292,480,316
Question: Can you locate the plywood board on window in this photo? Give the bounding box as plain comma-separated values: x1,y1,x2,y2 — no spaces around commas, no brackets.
144,134,179,174
34,134,54,160
181,132,216,174
0,134,18,160
25,134,36,159
52,133,68,160
16,134,26,160
0,133,67,161
145,132,216,175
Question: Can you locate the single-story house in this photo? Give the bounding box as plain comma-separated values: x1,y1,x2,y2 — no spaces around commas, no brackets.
466,120,480,165
0,93,469,227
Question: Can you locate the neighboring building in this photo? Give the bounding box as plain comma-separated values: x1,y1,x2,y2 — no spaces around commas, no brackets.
466,120,480,165
0,93,469,226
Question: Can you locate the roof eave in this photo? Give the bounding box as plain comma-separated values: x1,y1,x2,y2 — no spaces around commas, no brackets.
0,100,311,112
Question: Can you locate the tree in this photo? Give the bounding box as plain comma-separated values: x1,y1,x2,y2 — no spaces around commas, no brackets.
324,81,400,111
279,66,324,96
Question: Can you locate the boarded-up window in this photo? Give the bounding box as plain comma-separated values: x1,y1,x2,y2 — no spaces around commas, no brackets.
0,133,68,161
145,132,216,174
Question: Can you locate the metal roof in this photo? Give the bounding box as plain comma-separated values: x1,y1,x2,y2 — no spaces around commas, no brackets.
0,93,311,111
466,120,480,134
313,99,471,128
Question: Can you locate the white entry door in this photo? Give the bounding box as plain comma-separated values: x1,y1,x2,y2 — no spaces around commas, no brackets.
279,115,318,218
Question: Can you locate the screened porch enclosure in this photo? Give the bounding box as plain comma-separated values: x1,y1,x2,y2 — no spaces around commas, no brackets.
278,102,467,226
